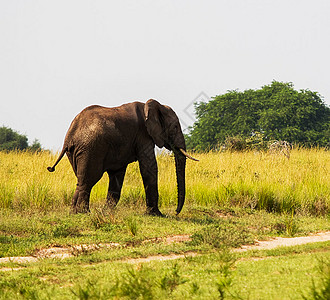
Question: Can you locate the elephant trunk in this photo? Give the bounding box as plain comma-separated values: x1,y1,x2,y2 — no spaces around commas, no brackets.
175,151,186,215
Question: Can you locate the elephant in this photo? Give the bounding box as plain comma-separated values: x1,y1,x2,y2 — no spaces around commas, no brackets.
47,99,198,216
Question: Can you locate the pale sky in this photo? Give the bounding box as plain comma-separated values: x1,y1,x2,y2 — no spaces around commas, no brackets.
1,0,329,150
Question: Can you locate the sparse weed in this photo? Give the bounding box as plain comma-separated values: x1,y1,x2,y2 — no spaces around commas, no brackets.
191,219,253,248
114,266,155,299
111,264,189,299
215,248,240,299
90,207,117,231
271,212,300,236
125,216,139,236
302,257,330,300
71,279,114,299
284,212,300,236
52,223,81,238
0,276,47,300
159,263,187,295
190,282,200,296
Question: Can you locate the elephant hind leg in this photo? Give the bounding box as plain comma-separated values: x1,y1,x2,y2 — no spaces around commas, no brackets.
71,158,104,214
71,184,93,213
106,166,127,208
71,187,79,209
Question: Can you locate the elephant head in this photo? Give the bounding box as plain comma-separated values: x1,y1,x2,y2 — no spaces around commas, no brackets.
144,99,198,214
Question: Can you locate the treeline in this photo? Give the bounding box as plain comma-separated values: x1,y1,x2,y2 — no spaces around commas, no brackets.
0,126,42,152
186,81,330,151
2,81,329,152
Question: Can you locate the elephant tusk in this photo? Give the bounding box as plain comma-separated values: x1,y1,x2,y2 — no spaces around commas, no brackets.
179,149,199,161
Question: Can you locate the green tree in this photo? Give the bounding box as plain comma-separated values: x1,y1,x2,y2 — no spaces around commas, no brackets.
0,126,42,151
29,139,42,152
186,81,330,150
0,126,28,151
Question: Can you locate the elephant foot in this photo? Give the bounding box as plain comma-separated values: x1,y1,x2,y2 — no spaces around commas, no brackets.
147,207,164,217
71,204,90,214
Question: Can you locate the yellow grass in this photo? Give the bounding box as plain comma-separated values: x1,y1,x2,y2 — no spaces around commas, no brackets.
0,149,329,215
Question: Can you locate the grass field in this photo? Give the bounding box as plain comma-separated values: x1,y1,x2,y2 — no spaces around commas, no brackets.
0,203,329,299
0,148,329,215
0,148,329,299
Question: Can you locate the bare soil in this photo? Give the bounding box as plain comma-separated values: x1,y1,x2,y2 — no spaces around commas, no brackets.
234,231,330,252
1,232,329,270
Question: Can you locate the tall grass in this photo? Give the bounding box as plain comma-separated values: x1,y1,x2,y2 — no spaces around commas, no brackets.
183,149,329,215
0,151,74,210
0,149,329,215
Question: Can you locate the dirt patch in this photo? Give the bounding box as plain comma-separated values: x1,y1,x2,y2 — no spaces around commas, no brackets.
142,234,191,245
124,231,330,264
1,232,329,270
124,251,198,264
0,235,191,269
37,242,122,259
0,256,38,264
234,231,330,252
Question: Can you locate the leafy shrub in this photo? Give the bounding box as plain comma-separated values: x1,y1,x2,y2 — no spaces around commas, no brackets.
223,132,283,152
223,136,247,151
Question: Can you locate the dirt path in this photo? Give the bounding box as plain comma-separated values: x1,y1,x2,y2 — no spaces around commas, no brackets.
234,231,330,252
123,231,330,264
1,232,329,270
0,235,191,265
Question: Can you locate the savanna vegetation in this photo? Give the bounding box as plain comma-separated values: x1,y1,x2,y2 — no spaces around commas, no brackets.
1,81,329,298
0,149,329,299
1,148,328,215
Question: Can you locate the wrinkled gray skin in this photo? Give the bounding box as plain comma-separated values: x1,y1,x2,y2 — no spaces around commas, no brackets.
48,99,187,216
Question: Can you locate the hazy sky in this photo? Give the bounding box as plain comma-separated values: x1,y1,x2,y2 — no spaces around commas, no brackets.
1,0,329,150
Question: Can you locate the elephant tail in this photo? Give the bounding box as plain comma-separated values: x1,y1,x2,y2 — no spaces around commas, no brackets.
47,146,67,172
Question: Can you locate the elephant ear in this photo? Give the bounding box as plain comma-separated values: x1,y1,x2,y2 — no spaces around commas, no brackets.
144,99,167,148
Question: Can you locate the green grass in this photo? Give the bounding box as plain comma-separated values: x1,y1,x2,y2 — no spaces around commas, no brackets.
0,242,329,299
0,149,329,298
0,205,329,299
1,205,329,258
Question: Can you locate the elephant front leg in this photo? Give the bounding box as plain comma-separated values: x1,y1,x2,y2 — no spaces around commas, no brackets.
106,166,127,208
138,151,163,217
